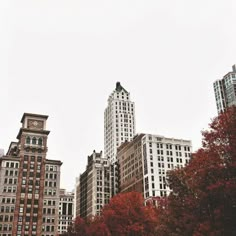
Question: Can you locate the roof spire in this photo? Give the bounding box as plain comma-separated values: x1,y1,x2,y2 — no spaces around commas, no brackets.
115,82,128,93
116,82,121,91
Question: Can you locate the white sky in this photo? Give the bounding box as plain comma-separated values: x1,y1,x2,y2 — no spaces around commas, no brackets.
1,0,236,191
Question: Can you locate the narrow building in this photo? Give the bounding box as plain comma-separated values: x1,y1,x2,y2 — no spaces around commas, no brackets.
0,142,20,235
75,151,115,219
58,189,74,235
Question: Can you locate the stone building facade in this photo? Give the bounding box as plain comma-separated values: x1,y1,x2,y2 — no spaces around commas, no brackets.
0,113,62,236
75,151,115,219
117,133,192,199
58,189,74,234
104,82,136,164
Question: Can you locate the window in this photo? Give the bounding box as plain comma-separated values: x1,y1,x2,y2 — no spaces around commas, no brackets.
38,138,43,145
32,137,37,144
26,137,31,144
11,206,14,212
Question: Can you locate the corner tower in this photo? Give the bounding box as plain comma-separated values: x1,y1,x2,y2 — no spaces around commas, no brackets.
12,113,52,236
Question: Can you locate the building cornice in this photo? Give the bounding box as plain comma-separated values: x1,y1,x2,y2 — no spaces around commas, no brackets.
45,159,63,166
16,128,50,139
20,113,48,123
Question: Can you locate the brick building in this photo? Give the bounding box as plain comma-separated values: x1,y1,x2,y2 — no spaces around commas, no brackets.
0,113,62,236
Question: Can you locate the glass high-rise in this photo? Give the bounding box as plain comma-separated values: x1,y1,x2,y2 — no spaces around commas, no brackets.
214,64,236,114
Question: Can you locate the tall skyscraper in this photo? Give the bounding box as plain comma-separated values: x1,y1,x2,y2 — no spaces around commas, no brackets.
213,64,236,114
0,113,62,236
104,82,136,163
117,133,192,199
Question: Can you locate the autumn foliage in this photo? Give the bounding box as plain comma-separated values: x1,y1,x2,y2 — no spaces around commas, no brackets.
156,106,236,236
102,191,157,236
64,106,236,236
62,192,157,236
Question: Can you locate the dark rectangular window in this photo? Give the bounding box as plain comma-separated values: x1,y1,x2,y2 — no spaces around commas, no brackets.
27,199,32,204
68,203,73,215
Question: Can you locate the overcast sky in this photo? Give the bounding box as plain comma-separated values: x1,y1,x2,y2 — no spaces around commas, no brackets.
1,0,236,191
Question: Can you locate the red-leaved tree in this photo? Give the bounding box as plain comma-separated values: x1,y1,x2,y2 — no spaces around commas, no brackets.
85,216,110,236
67,192,157,236
156,106,236,236
102,191,157,236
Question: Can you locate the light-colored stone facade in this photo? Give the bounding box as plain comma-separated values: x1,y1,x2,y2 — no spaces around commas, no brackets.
58,189,74,234
76,151,115,219
104,82,136,164
117,133,192,199
0,153,20,236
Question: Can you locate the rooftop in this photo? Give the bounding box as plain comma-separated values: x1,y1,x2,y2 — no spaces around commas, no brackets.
115,82,128,93
21,113,49,123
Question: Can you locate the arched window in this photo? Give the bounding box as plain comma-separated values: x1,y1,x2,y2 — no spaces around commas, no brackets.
38,138,43,146
32,137,37,145
26,137,31,144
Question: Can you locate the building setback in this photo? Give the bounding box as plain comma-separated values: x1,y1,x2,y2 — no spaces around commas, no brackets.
75,151,115,219
0,113,62,236
117,133,192,199
213,64,236,114
104,82,136,164
58,189,74,235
